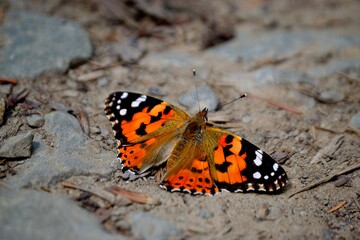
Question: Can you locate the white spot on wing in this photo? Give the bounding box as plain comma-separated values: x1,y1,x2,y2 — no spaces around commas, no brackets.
120,92,128,99
254,150,263,166
264,175,269,180
253,172,261,179
117,99,121,104
120,109,127,116
131,101,140,107
131,95,147,108
116,105,120,110
273,163,279,172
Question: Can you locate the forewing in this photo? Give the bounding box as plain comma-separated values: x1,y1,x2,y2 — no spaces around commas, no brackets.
104,91,190,175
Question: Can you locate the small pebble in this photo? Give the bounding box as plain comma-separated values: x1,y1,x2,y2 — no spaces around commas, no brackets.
26,114,44,128
300,211,307,217
319,90,344,103
62,89,79,97
0,98,5,126
178,86,219,114
96,77,109,87
51,102,73,113
241,115,252,124
349,111,360,130
333,175,351,187
0,132,34,158
99,125,110,138
149,86,166,96
0,84,12,94
90,126,101,134
256,205,270,220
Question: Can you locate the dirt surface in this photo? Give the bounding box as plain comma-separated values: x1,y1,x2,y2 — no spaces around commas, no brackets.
1,0,360,239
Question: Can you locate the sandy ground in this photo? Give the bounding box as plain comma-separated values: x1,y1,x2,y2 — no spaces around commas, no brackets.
1,0,360,239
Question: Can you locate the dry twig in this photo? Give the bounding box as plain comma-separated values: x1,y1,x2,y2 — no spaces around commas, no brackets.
61,181,114,204
310,135,344,164
248,93,303,115
326,200,347,214
106,186,159,205
0,77,17,85
289,162,360,198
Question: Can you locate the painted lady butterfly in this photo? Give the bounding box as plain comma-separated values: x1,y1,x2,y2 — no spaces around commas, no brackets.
105,91,288,195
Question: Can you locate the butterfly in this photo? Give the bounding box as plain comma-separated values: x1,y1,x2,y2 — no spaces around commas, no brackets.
105,91,288,195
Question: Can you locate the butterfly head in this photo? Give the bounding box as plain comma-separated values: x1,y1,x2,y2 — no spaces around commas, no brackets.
201,107,209,122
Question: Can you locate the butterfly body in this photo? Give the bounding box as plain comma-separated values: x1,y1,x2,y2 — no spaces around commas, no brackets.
105,91,288,195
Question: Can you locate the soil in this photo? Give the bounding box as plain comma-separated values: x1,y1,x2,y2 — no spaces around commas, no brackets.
1,0,360,239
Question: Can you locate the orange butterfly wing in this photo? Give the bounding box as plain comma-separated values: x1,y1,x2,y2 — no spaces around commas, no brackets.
206,127,288,193
160,121,287,194
105,92,189,176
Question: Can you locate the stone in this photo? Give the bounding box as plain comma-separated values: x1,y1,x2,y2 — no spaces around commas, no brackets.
254,68,313,86
206,29,360,63
0,189,122,240
4,111,116,187
108,42,145,64
126,212,179,240
141,50,202,68
0,11,92,80
0,131,34,158
349,111,360,130
26,114,44,128
309,58,360,78
318,90,344,103
178,86,219,114
0,84,12,94
0,98,5,126
224,68,312,91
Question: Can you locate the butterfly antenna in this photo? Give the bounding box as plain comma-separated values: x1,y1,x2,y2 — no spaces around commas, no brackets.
193,68,201,112
212,93,247,112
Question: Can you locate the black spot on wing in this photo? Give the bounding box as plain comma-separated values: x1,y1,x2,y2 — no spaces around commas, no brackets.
225,135,234,144
215,161,232,173
135,122,147,136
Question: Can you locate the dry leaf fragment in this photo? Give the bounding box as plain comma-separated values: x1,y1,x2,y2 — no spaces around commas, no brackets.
106,186,159,205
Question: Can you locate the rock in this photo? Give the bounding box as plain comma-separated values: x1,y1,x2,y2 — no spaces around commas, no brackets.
97,77,109,87
50,102,73,112
0,189,122,240
241,115,252,124
4,111,116,187
0,132,34,158
0,98,4,126
178,86,219,114
254,68,313,86
309,58,360,78
141,50,201,68
108,42,145,64
349,111,360,130
256,204,270,220
0,11,92,80
224,68,312,91
206,29,360,63
333,175,351,187
26,114,44,128
318,90,344,103
0,84,12,94
126,212,179,240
